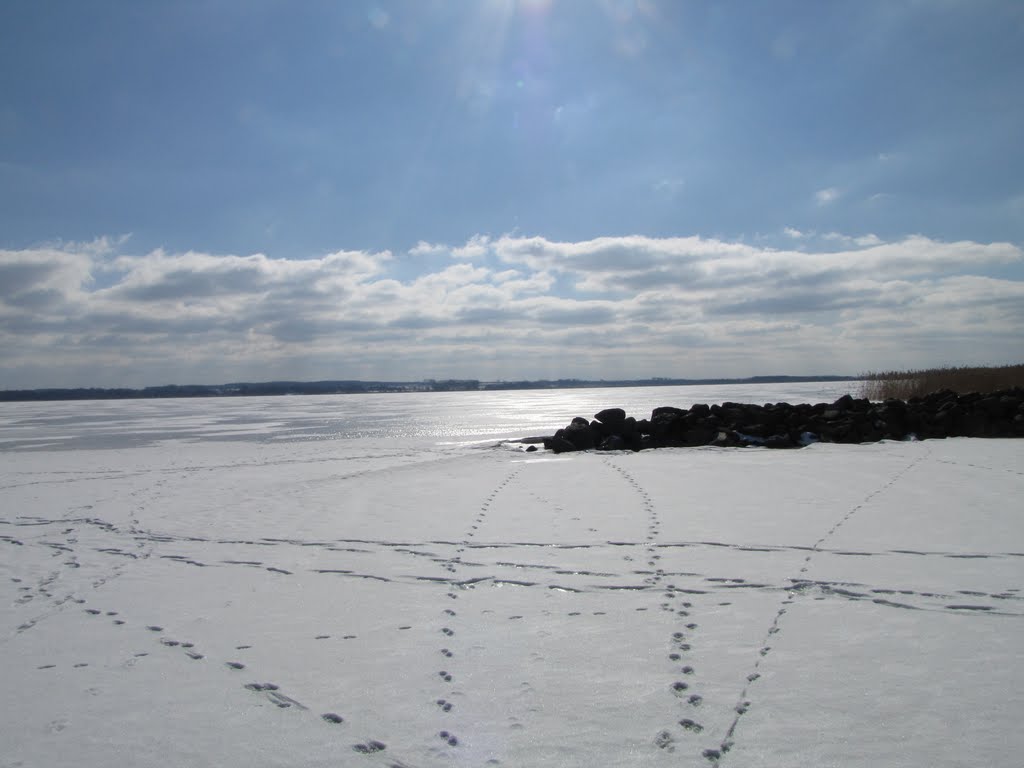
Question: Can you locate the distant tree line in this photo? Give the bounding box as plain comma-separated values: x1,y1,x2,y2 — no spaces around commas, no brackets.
0,376,858,402
0,380,478,401
479,376,856,391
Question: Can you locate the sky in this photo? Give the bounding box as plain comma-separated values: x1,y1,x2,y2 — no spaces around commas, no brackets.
1,0,1022,389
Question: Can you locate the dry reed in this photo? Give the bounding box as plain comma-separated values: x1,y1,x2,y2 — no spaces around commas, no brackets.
860,364,1024,400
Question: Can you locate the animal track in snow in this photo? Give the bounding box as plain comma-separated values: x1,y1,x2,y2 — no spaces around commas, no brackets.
438,730,459,747
710,447,935,765
654,730,676,751
352,740,387,754
679,718,704,733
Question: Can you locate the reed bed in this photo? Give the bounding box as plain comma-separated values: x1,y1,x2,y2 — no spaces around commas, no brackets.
860,364,1024,400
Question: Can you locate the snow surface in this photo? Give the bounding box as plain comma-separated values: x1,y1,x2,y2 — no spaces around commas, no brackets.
2,406,1023,767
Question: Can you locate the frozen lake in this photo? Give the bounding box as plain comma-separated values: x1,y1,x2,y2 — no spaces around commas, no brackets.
2,385,1022,767
0,381,861,451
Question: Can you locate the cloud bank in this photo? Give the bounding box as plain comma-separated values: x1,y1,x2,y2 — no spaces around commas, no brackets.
1,233,1021,388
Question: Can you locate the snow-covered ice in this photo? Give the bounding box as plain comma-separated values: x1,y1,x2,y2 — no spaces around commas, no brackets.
2,398,1022,767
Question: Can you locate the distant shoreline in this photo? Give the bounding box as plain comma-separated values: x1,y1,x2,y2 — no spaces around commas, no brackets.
0,376,859,402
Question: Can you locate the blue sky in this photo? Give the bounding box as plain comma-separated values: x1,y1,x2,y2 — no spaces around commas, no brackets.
1,0,1022,388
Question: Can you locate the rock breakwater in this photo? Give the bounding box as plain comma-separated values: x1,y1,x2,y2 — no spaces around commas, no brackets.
542,388,1024,453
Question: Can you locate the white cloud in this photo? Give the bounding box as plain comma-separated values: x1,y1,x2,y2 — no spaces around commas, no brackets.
1,233,1021,388
451,235,491,260
783,227,807,239
854,234,883,247
816,187,840,205
822,232,883,247
409,241,446,257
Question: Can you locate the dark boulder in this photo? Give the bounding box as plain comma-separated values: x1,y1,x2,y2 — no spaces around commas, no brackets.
677,423,719,447
563,418,596,450
594,408,627,426
597,434,627,451
652,406,686,418
649,411,684,440
710,430,743,447
544,433,579,453
833,394,855,411
764,433,796,449
539,387,1024,453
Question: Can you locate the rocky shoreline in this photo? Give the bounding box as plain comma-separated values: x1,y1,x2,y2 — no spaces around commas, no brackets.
540,388,1024,453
